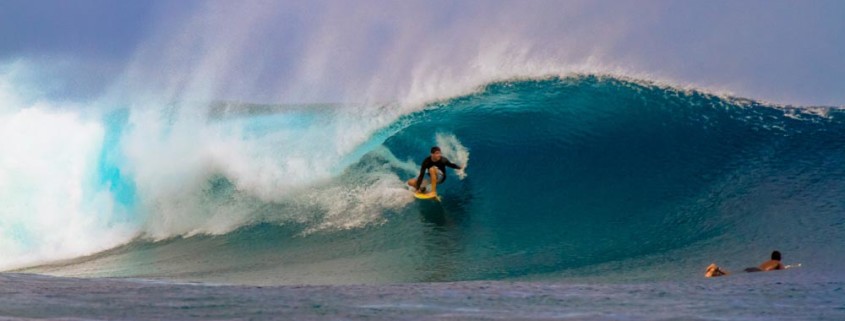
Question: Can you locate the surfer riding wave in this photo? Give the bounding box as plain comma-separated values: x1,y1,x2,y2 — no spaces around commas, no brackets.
407,146,463,194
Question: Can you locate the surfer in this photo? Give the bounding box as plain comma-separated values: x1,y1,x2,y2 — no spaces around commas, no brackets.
407,146,463,194
705,250,788,278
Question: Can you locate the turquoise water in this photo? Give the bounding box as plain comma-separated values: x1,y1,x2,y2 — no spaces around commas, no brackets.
11,76,844,287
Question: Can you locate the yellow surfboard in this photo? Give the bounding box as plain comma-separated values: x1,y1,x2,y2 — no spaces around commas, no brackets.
414,191,440,201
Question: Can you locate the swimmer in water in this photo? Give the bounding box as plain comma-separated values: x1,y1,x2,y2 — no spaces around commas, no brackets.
705,250,795,278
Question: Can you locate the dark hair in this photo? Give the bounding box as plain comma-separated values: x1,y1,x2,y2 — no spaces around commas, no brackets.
430,146,441,154
771,250,781,261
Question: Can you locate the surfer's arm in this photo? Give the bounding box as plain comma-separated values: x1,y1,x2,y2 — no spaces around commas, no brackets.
444,158,462,169
414,163,427,191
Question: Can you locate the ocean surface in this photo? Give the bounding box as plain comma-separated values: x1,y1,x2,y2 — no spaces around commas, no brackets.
3,75,845,319
1,271,843,320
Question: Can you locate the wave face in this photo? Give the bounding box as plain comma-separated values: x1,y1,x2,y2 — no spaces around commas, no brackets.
10,76,845,284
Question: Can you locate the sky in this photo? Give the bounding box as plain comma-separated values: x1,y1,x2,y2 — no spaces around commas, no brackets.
0,0,843,106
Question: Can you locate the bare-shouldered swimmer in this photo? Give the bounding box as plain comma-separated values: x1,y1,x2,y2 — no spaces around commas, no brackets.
705,251,795,278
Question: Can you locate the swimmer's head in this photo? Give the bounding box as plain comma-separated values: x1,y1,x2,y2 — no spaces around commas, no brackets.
771,250,782,261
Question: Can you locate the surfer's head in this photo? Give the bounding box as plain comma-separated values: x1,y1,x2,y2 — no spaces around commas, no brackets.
430,146,442,161
771,251,781,261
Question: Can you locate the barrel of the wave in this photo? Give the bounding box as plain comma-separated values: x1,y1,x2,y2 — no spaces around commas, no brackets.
383,76,845,281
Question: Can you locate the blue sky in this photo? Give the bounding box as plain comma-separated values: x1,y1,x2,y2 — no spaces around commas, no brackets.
0,0,843,106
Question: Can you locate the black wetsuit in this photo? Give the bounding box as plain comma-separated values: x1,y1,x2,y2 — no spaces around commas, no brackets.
415,156,462,190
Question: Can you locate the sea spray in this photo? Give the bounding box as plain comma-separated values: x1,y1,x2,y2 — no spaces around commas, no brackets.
436,133,469,180
0,104,135,271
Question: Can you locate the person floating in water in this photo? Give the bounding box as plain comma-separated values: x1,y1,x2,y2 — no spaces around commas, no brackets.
407,146,463,194
705,250,794,278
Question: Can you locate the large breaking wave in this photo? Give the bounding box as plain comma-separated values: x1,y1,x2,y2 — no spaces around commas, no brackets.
5,75,845,284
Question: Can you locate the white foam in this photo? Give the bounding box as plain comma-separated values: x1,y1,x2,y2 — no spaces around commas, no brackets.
0,84,136,270
115,101,409,240
300,172,414,235
436,133,470,180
